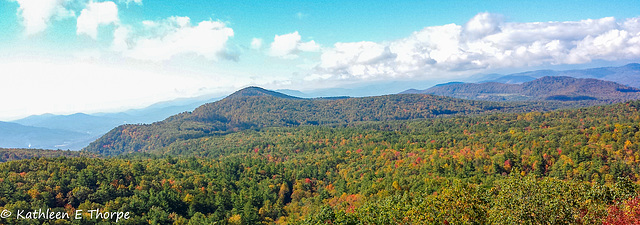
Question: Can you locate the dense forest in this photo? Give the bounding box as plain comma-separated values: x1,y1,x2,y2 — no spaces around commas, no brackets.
86,87,591,156
1,92,640,224
0,148,96,162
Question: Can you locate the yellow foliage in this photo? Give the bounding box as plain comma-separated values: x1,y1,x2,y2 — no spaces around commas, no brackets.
183,194,193,203
27,188,39,199
228,214,242,225
392,181,402,190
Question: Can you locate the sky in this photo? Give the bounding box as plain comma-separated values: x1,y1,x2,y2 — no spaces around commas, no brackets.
1,0,640,120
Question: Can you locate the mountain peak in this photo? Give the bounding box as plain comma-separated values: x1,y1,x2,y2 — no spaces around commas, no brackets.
226,86,301,99
623,63,640,70
434,81,465,87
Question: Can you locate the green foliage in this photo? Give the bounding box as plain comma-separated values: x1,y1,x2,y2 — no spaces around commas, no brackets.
3,98,640,224
0,148,95,162
85,93,581,156
422,76,640,102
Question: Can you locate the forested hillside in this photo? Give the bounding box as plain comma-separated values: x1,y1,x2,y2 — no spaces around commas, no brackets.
2,100,640,224
3,0,640,224
0,148,95,162
405,76,640,102
86,87,583,156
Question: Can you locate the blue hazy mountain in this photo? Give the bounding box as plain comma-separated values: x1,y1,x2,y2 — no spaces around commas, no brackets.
283,64,640,98
0,121,90,149
99,94,223,124
4,63,639,150
4,94,223,150
480,63,640,87
403,76,640,102
480,75,537,84
14,113,125,135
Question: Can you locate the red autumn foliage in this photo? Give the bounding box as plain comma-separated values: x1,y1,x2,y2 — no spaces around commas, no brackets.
603,196,640,225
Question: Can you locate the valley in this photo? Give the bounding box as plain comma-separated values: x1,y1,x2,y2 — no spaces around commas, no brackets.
4,64,640,152
2,82,640,224
2,1,640,224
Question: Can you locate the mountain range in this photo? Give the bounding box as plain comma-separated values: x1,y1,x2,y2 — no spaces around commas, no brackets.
274,63,640,98
0,94,222,150
479,63,640,87
402,76,640,102
85,86,599,156
0,121,89,149
2,63,640,150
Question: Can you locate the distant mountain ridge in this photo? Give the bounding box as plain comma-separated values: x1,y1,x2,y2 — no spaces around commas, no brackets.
0,121,90,149
228,86,301,99
482,63,640,87
1,94,222,150
85,86,592,156
15,113,125,135
5,63,640,150
402,76,640,102
480,75,537,84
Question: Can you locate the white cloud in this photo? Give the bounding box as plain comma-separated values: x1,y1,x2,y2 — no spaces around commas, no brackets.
114,16,235,61
11,0,75,35
299,40,320,52
76,1,119,39
111,25,130,51
569,29,640,63
313,14,640,80
317,41,394,79
251,38,263,49
269,31,320,59
464,12,503,40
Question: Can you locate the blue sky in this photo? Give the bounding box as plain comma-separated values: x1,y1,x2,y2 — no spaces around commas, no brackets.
1,0,640,120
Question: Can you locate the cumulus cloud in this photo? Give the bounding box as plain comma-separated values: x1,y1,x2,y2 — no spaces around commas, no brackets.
251,38,263,49
76,1,119,39
312,13,640,80
113,16,235,61
11,0,75,35
111,25,130,51
317,41,395,79
11,0,137,36
464,12,503,40
269,31,320,59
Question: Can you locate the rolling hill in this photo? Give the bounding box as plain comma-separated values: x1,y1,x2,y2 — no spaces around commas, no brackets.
85,86,589,156
403,76,640,102
5,88,640,224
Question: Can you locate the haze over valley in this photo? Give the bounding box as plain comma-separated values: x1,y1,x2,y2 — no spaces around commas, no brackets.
2,1,640,224
2,63,640,150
